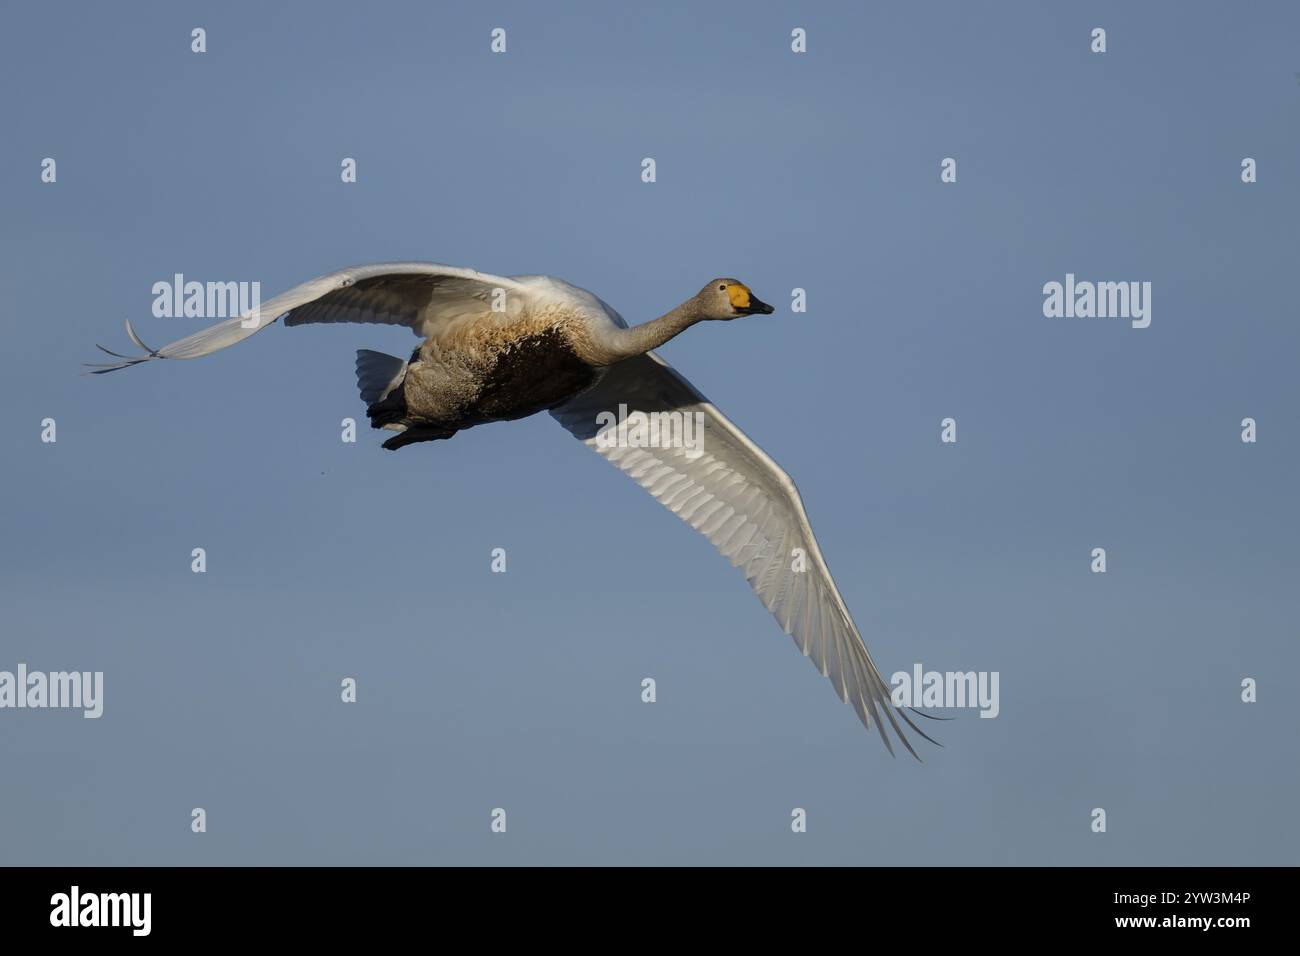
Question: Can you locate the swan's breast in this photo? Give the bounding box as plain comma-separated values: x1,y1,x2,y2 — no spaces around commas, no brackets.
409,308,600,425
472,320,598,421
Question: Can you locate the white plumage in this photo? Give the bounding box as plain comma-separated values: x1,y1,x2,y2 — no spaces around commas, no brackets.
91,262,936,756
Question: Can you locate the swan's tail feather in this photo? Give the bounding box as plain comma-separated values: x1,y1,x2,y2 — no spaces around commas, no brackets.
355,349,408,406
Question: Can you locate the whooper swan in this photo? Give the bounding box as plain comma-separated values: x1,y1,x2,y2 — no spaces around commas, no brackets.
90,262,937,757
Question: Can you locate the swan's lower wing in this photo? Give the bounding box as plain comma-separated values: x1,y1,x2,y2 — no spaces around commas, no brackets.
550,352,934,757
87,262,529,373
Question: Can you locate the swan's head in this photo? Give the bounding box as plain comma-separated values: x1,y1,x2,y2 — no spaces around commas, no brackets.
698,278,774,320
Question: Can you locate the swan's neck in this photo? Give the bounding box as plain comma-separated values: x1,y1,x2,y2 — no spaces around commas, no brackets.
584,301,703,366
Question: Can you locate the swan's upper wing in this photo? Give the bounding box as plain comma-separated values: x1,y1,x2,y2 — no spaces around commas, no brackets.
550,352,935,757
87,262,530,373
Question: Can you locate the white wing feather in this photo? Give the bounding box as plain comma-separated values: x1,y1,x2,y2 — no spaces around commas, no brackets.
551,352,936,757
87,262,529,373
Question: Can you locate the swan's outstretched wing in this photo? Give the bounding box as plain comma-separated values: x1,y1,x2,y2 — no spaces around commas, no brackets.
87,262,530,373
550,352,935,758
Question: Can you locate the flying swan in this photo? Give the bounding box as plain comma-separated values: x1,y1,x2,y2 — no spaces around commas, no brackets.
90,262,937,757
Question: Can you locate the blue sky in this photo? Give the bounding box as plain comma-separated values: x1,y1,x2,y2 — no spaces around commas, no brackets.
1,0,1297,864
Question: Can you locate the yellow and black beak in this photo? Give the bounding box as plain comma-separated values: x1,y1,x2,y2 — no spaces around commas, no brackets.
726,283,776,316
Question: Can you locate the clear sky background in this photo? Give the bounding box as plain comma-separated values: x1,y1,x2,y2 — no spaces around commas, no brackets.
1,0,1297,865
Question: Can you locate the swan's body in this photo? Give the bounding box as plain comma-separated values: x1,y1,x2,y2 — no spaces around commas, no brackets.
90,262,936,756
346,275,617,447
